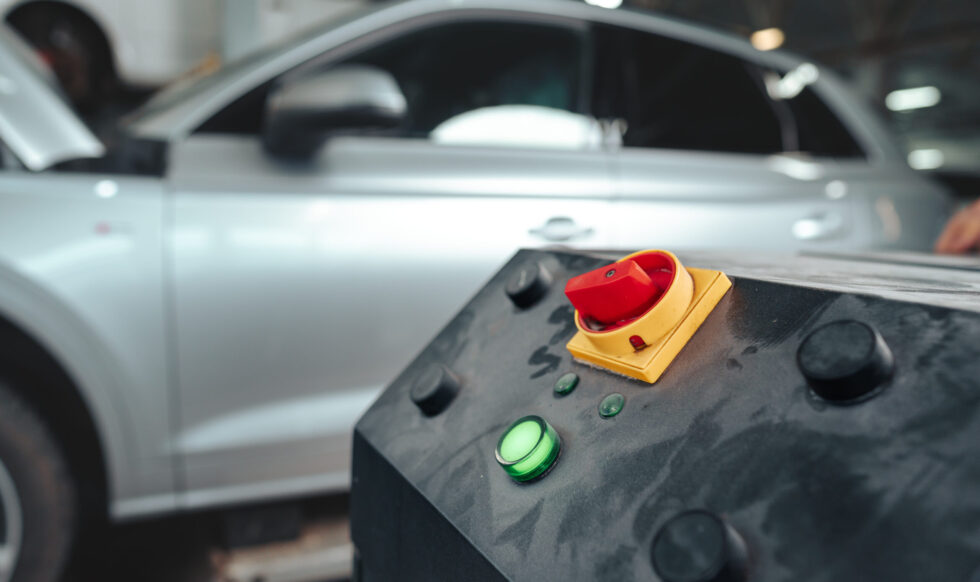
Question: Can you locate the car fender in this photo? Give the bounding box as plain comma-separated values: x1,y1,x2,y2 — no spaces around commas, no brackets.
0,261,179,518
0,172,176,519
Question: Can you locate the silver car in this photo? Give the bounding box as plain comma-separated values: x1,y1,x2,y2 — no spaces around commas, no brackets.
0,1,955,580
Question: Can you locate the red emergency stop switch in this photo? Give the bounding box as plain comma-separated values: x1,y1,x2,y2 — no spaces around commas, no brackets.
565,259,665,325
563,250,732,383
565,252,680,328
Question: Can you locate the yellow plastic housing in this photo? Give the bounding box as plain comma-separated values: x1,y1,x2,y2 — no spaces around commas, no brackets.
566,250,732,383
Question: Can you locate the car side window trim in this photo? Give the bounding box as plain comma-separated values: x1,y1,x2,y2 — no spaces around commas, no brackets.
749,62,800,153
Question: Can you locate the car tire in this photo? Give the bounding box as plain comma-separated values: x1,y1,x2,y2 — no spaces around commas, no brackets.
0,380,76,582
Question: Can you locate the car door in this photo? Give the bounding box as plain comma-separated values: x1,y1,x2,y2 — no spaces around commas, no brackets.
167,17,614,504
591,24,869,251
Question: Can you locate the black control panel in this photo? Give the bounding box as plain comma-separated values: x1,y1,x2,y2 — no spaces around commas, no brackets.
350,249,980,582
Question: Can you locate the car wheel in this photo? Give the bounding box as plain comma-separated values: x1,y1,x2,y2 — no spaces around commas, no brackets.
0,381,76,582
7,5,116,112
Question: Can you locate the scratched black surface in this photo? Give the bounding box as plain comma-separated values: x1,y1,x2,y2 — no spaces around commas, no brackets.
351,249,980,582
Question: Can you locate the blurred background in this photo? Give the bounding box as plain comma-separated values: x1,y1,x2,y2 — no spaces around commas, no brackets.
0,0,976,581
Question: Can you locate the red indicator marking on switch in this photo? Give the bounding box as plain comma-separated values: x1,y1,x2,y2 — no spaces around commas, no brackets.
629,335,646,350
564,251,677,330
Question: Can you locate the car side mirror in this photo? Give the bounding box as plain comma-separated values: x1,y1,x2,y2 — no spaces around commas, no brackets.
262,65,407,158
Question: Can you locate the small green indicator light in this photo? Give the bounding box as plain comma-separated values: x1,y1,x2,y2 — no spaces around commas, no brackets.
554,372,579,395
495,415,561,482
599,393,625,417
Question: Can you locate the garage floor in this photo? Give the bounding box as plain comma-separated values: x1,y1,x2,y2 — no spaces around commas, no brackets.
66,494,351,582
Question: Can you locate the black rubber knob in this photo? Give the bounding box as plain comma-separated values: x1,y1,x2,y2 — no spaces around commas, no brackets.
410,364,461,416
651,510,747,582
505,261,551,309
797,320,893,402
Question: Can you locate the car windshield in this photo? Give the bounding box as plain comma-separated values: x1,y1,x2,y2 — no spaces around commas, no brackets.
125,3,375,123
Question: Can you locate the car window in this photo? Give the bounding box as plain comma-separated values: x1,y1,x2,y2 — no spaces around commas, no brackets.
781,87,865,158
593,24,783,155
592,24,864,159
343,21,584,139
197,20,587,149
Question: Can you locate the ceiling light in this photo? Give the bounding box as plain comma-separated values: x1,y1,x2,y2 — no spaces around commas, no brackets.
751,28,785,51
585,0,623,8
907,149,944,170
885,86,941,112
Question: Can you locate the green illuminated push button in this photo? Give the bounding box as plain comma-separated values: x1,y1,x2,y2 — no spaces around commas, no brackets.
495,415,561,482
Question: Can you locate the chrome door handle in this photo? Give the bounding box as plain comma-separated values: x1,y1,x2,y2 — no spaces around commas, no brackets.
530,216,595,242
792,212,844,241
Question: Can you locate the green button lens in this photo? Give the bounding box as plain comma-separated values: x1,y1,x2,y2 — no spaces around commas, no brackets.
554,372,579,395
599,393,625,417
495,415,560,482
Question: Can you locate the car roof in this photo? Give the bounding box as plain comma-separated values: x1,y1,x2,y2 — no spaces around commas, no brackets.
124,0,901,162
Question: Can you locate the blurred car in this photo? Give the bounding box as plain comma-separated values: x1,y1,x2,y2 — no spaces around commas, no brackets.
2,0,365,108
0,0,956,580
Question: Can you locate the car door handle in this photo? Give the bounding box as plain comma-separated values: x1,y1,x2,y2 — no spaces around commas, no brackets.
792,212,844,241
530,216,595,242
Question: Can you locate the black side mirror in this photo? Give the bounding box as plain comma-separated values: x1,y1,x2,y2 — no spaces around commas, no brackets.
262,65,407,158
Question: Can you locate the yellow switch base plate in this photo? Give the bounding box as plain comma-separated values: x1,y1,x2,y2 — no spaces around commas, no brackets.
566,268,732,384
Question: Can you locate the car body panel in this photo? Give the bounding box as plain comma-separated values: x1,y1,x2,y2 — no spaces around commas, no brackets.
612,151,954,251
612,150,866,249
0,172,176,518
0,28,103,170
167,133,613,499
829,158,956,250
